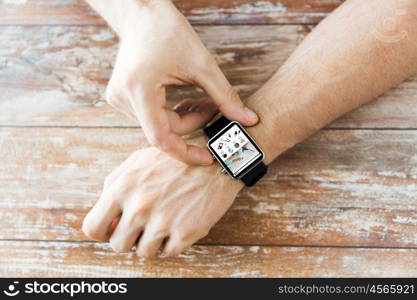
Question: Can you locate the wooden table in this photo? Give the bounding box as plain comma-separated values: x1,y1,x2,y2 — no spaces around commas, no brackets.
1,0,417,277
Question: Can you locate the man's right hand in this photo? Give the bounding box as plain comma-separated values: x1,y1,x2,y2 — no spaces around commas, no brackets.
87,0,259,165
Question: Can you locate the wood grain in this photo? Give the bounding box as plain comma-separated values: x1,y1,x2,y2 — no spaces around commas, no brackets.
2,25,417,128
1,0,416,278
1,128,417,248
0,241,416,277
0,0,344,25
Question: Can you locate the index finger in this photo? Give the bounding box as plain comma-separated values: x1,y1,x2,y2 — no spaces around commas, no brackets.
131,86,213,165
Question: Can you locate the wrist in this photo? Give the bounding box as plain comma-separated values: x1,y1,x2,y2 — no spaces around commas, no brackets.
244,73,320,165
188,133,245,191
245,111,303,165
87,0,172,37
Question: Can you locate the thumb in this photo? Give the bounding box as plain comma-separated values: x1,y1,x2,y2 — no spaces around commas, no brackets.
194,61,258,126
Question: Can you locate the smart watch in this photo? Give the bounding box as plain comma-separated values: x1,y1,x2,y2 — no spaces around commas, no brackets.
204,116,267,187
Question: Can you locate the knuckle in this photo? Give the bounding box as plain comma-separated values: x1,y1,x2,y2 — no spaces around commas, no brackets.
225,84,240,104
126,207,150,227
122,70,150,98
153,219,171,235
196,53,215,72
123,75,140,93
145,215,171,237
216,85,240,113
112,173,136,197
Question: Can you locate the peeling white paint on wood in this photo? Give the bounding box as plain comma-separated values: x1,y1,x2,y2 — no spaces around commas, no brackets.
0,0,343,25
1,241,416,277
2,0,27,5
188,1,288,21
1,128,416,248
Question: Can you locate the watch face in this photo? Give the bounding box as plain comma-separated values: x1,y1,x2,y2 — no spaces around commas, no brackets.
208,122,263,178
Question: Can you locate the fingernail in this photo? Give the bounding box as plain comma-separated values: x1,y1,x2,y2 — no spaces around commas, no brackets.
244,107,258,121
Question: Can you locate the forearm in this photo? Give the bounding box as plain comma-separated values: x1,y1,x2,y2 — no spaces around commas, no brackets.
246,0,417,164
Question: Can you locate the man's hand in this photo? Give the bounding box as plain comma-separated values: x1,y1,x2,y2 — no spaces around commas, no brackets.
82,145,243,258
87,0,258,165
81,0,417,258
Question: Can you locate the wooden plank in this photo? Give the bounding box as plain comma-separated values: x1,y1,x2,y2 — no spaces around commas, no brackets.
0,25,299,127
1,128,417,247
1,25,417,128
0,0,343,25
0,241,416,277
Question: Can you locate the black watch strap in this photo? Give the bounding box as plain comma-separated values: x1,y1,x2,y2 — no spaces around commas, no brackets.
240,161,268,187
204,116,231,139
204,116,267,187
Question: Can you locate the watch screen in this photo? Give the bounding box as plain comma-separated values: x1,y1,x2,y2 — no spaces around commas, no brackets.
209,123,262,177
